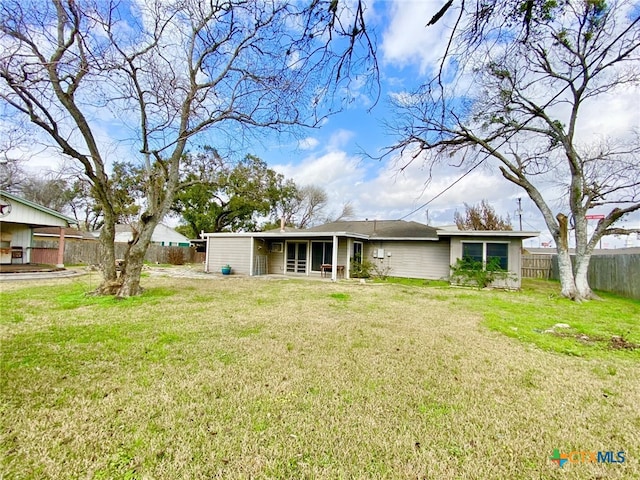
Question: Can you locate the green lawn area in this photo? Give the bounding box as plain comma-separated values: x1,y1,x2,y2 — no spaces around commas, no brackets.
1,273,639,479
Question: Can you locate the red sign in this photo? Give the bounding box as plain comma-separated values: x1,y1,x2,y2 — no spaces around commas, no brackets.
585,214,605,220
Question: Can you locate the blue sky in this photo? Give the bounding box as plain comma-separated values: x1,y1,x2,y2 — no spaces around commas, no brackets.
258,0,640,249
13,0,640,248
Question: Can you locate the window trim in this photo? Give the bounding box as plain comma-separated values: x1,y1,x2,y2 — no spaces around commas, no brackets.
461,241,510,271
352,241,363,264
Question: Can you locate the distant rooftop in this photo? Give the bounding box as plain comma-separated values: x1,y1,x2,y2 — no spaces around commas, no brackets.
305,220,439,240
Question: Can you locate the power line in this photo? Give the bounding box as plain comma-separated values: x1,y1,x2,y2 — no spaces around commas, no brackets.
398,159,484,220
396,13,640,222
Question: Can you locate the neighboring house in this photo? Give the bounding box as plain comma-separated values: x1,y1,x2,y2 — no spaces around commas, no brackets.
0,190,77,266
203,220,538,287
113,223,191,247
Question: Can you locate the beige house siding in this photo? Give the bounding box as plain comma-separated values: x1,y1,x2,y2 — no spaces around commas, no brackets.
365,240,451,279
337,238,348,266
267,241,285,274
206,236,252,274
449,237,522,288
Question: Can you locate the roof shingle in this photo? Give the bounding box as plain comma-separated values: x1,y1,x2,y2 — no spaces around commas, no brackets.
305,220,439,239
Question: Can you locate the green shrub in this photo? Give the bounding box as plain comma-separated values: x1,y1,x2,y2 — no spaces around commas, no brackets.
450,257,513,288
350,258,373,278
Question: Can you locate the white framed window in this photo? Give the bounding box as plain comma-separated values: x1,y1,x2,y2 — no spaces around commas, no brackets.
461,242,509,270
353,241,363,263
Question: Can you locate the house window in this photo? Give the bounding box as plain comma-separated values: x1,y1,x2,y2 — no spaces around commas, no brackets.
461,243,483,267
461,242,509,270
311,241,333,271
486,243,508,270
353,241,363,263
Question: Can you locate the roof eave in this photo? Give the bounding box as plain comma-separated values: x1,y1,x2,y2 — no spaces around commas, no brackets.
437,230,540,239
33,233,84,239
203,231,371,239
370,236,439,241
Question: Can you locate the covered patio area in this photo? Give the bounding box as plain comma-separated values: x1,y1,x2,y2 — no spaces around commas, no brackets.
204,230,368,281
1,190,77,268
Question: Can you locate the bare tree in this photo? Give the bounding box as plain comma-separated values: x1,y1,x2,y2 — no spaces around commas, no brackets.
0,126,32,192
296,185,329,229
0,158,25,193
454,200,512,231
0,0,376,296
270,183,355,229
20,174,71,212
388,0,640,301
330,200,356,223
269,184,327,229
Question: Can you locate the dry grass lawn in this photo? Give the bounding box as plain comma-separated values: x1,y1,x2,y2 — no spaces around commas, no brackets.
1,272,639,479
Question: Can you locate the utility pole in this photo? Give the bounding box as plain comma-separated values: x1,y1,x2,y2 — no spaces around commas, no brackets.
516,198,523,231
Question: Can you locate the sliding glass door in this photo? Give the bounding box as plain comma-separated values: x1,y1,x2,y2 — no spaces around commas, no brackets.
311,241,333,271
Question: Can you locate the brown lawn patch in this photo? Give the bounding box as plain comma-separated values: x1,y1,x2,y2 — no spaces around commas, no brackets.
1,275,638,479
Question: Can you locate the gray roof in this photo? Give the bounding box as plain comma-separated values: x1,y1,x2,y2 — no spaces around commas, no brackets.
205,220,538,241
305,220,439,240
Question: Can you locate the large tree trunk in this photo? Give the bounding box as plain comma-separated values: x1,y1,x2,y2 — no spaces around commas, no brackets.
571,197,597,301
117,215,160,298
555,213,597,302
556,245,578,300
94,210,120,295
573,253,596,300
555,213,579,300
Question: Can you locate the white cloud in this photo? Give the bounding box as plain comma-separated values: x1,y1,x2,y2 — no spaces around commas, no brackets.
298,137,319,150
575,86,640,140
275,149,363,188
380,0,457,74
327,129,356,150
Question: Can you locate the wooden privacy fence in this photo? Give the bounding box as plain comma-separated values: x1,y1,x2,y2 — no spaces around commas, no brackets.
523,253,640,300
30,247,60,265
522,254,553,279
32,241,205,266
